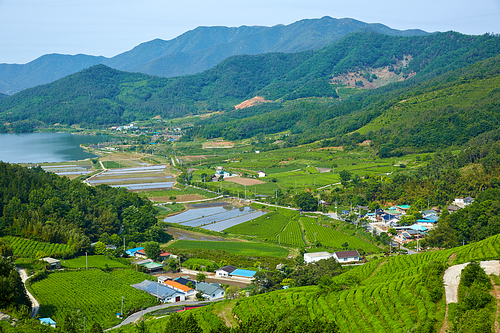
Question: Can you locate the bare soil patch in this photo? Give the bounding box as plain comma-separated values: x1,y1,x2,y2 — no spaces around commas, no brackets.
225,177,265,186
234,96,270,109
202,141,234,149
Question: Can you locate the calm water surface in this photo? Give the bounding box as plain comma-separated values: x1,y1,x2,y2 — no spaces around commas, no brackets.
0,133,109,163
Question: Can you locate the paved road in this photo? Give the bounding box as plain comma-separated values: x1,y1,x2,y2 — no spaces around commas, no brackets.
105,298,222,331
17,268,40,318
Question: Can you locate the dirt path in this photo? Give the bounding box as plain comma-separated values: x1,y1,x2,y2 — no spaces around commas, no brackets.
441,260,500,332
491,277,500,333
17,268,39,318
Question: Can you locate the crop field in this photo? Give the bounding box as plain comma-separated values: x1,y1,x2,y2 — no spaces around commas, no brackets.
88,165,174,191
300,216,381,252
61,255,129,269
224,210,292,240
223,210,380,252
3,236,71,258
29,269,157,329
167,240,289,257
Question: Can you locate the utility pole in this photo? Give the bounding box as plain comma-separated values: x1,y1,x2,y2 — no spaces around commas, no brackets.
123,237,125,251
121,296,124,318
86,252,88,270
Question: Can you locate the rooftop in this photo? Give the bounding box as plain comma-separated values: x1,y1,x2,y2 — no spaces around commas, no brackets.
335,250,360,259
230,269,256,278
304,252,331,258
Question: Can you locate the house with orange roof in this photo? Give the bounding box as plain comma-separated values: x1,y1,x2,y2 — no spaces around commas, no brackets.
163,280,195,297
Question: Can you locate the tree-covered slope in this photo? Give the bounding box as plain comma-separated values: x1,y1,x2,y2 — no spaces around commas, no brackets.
0,162,164,255
1,31,499,131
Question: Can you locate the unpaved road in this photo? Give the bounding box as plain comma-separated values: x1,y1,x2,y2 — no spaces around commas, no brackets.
443,260,500,304
17,268,40,318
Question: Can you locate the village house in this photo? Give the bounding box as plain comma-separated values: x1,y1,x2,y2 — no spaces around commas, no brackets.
132,280,185,303
333,250,361,263
257,170,266,178
125,247,144,257
196,282,225,300
453,196,474,208
163,280,196,298
215,265,237,277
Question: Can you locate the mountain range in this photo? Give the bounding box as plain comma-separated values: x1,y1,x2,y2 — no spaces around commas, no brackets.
0,17,428,95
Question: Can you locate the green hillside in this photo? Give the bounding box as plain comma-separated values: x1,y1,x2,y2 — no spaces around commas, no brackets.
115,233,500,333
1,31,499,132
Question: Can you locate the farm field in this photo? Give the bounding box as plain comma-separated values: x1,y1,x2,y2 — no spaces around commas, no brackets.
166,240,289,258
61,255,129,269
135,234,500,333
3,236,72,258
224,209,381,252
29,269,157,329
88,164,174,191
300,216,381,252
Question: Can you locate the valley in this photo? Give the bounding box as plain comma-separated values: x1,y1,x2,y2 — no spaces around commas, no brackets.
1,18,500,333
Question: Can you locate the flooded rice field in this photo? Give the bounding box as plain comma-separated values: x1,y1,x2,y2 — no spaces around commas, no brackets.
164,205,267,231
88,164,174,191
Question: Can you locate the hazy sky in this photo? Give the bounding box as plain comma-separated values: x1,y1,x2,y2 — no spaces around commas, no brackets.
1,0,499,64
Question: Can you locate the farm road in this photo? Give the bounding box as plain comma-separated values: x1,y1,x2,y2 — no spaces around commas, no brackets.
105,298,222,331
443,260,500,303
18,268,39,318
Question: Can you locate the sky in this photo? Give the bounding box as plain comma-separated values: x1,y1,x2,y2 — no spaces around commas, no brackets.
1,0,499,64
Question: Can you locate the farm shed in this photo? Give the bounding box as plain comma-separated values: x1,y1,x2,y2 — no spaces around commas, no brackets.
142,262,164,273
39,318,56,328
333,250,360,263
257,171,266,178
303,252,333,264
131,280,185,303
41,257,61,269
230,269,256,279
215,265,237,277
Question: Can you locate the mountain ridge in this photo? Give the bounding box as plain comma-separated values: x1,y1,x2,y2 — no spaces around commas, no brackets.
0,17,428,95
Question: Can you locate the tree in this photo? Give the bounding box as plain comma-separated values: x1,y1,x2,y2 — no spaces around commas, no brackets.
224,286,243,299
294,192,317,211
144,241,161,259
93,241,106,255
196,272,206,283
339,170,352,188
186,281,195,289
90,322,103,333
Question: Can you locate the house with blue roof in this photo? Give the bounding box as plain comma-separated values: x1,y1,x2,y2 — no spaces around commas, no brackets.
126,247,144,257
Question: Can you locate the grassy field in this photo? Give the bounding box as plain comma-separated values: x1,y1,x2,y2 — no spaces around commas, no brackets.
61,255,129,269
29,269,157,329
167,240,289,258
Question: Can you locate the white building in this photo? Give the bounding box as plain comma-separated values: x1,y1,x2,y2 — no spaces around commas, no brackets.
304,252,333,264
453,197,474,208
257,171,266,178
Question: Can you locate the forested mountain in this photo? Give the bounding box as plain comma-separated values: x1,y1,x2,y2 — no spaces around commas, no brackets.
1,31,498,133
0,17,427,95
0,162,167,255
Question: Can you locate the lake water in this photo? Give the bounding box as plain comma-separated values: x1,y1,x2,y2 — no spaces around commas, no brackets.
0,133,110,163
